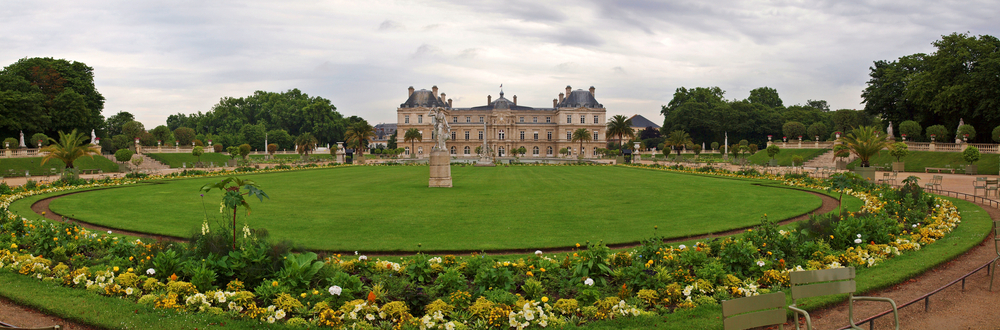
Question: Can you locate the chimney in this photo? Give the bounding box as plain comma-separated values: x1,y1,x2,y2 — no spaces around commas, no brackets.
553,99,558,108
589,86,595,97
448,98,453,108
408,86,414,97
513,95,517,105
432,85,438,97
558,93,564,103
440,92,446,103
487,95,492,104
565,85,571,96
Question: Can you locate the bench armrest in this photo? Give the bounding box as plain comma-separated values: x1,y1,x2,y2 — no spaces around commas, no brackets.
787,304,812,330
850,296,899,330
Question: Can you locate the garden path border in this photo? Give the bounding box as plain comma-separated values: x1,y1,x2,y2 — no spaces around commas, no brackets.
28,185,838,256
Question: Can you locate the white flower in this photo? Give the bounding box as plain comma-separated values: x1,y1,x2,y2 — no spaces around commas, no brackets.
678,244,686,250
854,238,863,244
535,250,543,256
147,268,155,275
267,316,275,324
584,278,594,286
756,260,765,267
107,230,112,234
912,224,918,228
329,285,342,296
125,287,134,295
275,309,286,320
857,234,862,238
445,322,456,330
359,255,367,261
366,313,374,321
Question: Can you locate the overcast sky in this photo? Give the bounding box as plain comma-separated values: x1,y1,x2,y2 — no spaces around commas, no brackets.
2,0,998,128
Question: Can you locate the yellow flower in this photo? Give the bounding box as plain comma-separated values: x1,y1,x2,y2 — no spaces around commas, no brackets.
830,235,834,239
540,268,545,272
313,290,319,295
575,243,581,248
272,281,279,287
526,271,533,277
541,297,549,303
301,293,308,298
53,237,58,241
128,268,133,272
113,266,120,272
10,244,16,249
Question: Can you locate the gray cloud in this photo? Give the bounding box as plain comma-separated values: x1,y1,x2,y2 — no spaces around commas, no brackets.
379,20,404,31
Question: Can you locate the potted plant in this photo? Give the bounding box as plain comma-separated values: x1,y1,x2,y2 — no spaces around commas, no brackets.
963,145,980,175
833,144,850,170
888,142,908,172
766,144,780,166
839,126,889,181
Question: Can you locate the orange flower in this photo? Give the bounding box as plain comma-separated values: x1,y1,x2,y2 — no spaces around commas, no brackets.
367,291,377,304
169,273,178,281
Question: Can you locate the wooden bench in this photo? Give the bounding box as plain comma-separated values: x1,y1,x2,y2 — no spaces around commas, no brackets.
925,167,954,173
79,169,101,174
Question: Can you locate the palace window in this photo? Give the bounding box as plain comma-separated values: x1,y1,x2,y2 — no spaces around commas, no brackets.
466,116,471,123
547,132,552,140
593,115,599,124
450,146,456,154
547,146,553,155
405,147,410,155
533,146,539,155
519,117,524,123
479,116,484,123
498,130,505,140
453,116,457,123
566,115,571,123
566,132,572,140
498,147,505,157
465,131,470,140
580,115,585,124
593,131,599,140
533,117,538,123
546,116,551,123
520,131,525,140
464,146,470,155
451,132,456,140
479,131,483,140
418,115,423,124
593,148,599,156
533,132,538,140
404,115,409,124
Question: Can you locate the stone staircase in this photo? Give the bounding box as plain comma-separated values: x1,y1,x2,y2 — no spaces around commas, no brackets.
136,154,171,171
802,149,854,169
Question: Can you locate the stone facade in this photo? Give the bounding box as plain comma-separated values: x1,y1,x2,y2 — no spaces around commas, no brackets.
396,85,607,159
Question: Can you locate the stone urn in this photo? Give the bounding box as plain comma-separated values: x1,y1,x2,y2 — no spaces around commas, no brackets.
892,162,904,172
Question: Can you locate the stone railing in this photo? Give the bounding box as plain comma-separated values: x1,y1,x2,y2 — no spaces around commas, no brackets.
770,141,836,149
1,148,46,158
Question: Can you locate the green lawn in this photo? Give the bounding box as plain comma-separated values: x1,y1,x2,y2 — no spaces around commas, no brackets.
748,148,828,166
41,166,821,252
848,150,1000,174
145,152,234,168
0,155,119,176
249,153,332,160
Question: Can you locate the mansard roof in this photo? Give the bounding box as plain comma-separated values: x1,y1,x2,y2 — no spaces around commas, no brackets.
629,114,660,129
557,89,603,108
467,91,538,111
400,89,449,108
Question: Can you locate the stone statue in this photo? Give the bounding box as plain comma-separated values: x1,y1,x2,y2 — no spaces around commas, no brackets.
428,107,450,151
18,131,25,148
91,129,97,145
956,118,965,143
886,121,893,140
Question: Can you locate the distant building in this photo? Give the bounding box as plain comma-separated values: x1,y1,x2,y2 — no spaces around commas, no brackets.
628,114,660,134
372,123,397,148
395,85,607,158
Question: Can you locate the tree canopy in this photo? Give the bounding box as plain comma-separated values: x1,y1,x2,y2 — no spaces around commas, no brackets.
862,33,1000,142
0,57,105,139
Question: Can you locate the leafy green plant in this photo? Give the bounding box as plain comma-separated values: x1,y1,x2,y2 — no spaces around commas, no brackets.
275,252,325,292
888,142,908,162
963,146,980,164
766,144,780,159
957,124,976,140
152,249,182,281
192,146,204,164
114,149,133,163
200,176,269,249
572,241,612,286
791,155,803,166
839,126,888,167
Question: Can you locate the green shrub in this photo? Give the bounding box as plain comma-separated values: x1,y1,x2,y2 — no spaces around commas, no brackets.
30,133,49,147
926,125,948,141
888,142,908,162
957,124,976,140
766,144,780,159
900,121,922,140
3,137,18,149
782,122,807,139
114,149,133,163
963,146,981,164
522,279,545,300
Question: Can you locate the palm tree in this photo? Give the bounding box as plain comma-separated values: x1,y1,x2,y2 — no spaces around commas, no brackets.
40,129,100,170
605,115,634,150
572,128,592,158
403,128,422,157
295,133,318,157
346,121,375,159
665,130,692,156
839,126,888,167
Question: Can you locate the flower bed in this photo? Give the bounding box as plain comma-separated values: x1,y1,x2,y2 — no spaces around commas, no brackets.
0,164,965,329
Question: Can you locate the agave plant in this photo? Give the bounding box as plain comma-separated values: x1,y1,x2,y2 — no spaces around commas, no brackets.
838,126,889,167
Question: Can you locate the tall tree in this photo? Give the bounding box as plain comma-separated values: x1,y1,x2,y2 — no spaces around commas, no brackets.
345,121,375,158
104,111,135,137
0,57,105,138
571,128,592,156
665,130,692,156
605,115,634,147
403,128,422,154
747,87,784,109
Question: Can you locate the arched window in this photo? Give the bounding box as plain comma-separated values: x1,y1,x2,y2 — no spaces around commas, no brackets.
547,146,553,155
593,148,598,156
464,146,470,155
450,146,456,154
498,130,505,140
498,147,505,156
532,146,539,155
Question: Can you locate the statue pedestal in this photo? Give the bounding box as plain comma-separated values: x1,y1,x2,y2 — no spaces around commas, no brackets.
429,150,452,187
475,156,496,167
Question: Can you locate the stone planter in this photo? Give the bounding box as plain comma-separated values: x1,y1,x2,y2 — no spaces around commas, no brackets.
853,166,876,181
227,159,238,167
769,159,777,167
965,164,978,175
892,162,904,172
835,160,848,170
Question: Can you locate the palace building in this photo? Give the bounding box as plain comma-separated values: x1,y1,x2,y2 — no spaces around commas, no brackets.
395,85,607,159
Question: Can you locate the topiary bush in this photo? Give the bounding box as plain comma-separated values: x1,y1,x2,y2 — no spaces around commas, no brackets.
899,120,922,140
3,137,18,149
957,124,976,141
30,133,49,147
963,145,980,165
888,142,908,162
782,121,807,140
925,125,948,141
